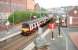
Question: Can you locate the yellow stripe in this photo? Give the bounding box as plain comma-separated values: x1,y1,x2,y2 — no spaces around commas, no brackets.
22,28,29,32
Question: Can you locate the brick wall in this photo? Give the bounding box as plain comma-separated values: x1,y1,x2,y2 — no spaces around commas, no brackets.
0,0,36,10
27,0,35,10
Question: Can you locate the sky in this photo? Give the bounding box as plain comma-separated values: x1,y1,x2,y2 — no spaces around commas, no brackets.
35,0,78,9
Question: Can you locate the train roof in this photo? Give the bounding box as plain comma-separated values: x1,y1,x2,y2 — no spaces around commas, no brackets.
23,19,39,24
22,17,48,24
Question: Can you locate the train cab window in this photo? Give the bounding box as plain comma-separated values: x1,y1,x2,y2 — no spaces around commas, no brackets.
22,23,29,28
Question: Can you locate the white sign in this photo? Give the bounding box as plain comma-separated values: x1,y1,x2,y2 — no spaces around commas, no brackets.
69,17,72,24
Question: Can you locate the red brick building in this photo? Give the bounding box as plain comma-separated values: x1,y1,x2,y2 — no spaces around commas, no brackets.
68,6,78,27
0,0,39,19
0,0,36,10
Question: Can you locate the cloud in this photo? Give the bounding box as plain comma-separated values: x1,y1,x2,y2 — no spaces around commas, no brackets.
36,0,78,8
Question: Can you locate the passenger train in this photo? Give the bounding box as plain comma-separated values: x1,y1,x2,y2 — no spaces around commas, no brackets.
21,16,52,36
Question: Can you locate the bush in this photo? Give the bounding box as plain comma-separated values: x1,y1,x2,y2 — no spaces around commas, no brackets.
8,11,31,24
8,11,48,24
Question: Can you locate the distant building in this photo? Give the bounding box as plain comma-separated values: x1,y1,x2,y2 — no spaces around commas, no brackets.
35,3,40,11
68,6,78,27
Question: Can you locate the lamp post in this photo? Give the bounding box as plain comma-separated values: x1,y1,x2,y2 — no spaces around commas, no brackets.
58,17,61,36
65,7,68,27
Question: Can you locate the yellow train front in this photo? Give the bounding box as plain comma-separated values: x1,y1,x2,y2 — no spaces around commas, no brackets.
21,23,37,36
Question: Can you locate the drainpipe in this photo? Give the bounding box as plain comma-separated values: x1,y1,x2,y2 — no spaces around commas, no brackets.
26,0,27,10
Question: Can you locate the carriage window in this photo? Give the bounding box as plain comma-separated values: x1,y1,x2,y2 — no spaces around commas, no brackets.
33,24,35,27
36,23,37,25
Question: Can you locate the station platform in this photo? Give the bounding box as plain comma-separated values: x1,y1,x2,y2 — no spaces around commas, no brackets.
69,32,78,49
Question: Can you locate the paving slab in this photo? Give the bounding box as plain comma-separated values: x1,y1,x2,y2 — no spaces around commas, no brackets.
69,32,78,49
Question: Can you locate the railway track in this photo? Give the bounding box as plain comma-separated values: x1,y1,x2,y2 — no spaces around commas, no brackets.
0,33,37,50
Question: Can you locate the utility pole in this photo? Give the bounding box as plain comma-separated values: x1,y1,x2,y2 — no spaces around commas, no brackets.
26,0,27,10
58,17,61,36
64,7,68,27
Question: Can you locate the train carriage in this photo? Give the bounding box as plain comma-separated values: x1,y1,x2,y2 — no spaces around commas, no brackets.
21,16,52,36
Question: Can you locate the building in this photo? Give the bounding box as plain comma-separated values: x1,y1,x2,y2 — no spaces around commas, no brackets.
68,6,78,27
35,3,40,11
0,0,39,23
0,0,36,10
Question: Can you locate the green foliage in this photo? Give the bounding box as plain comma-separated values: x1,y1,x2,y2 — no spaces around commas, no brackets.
8,11,30,24
8,10,48,24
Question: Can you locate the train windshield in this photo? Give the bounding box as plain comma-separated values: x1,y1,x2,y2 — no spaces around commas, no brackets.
22,23,29,28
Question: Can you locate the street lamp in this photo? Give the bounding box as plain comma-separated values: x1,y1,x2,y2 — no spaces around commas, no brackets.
58,16,61,37
65,7,68,27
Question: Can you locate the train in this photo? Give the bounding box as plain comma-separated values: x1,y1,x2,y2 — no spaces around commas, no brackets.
21,16,52,36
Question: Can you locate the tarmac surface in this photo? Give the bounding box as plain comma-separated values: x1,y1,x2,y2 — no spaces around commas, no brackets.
41,27,78,50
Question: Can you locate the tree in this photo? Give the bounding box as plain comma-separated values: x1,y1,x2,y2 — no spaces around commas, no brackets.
8,11,31,24
8,10,48,24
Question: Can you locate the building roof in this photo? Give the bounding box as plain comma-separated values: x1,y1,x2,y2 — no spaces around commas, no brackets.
68,6,78,17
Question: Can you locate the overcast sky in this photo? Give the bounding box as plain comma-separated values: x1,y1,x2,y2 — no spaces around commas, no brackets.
35,0,78,9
